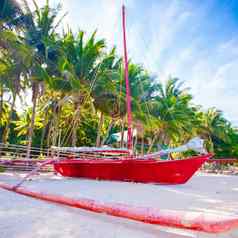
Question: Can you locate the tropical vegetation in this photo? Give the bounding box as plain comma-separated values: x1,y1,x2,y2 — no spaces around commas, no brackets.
0,0,237,159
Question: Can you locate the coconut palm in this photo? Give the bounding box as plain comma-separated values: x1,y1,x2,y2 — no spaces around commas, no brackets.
148,77,197,150
0,53,9,123
0,0,237,161
92,48,126,146
61,30,106,146
14,107,44,145
197,108,232,152
117,63,159,151
0,30,32,143
0,34,32,148
0,59,21,143
18,0,64,157
0,101,10,142
0,0,24,29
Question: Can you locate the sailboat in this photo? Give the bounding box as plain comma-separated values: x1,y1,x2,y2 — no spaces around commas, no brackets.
53,6,212,184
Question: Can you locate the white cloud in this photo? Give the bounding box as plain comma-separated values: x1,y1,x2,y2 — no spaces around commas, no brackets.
218,38,238,55
126,1,238,126
61,0,135,51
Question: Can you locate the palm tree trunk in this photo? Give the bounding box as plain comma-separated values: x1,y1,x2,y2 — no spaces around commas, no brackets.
40,109,51,150
101,119,114,146
72,126,77,146
26,82,38,159
141,136,144,155
57,129,62,158
120,118,125,148
40,122,47,150
46,121,53,147
0,85,4,143
133,132,138,155
51,104,61,147
208,135,214,152
96,112,104,147
147,133,157,153
2,93,16,144
45,111,57,148
72,103,80,147
0,85,3,120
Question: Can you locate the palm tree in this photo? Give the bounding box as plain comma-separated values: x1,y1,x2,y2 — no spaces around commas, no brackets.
0,53,9,124
197,108,231,152
118,63,159,152
92,48,125,146
148,77,197,150
0,101,10,142
0,0,24,29
19,0,64,157
61,30,106,146
14,107,43,144
0,30,31,143
37,87,72,148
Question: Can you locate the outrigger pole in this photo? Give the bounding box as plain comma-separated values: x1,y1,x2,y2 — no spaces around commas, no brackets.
122,5,133,153
1,181,238,234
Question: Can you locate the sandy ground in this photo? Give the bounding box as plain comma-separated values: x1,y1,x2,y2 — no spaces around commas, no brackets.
0,172,238,238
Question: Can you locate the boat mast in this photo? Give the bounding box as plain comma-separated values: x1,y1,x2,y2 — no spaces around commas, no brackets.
122,5,133,153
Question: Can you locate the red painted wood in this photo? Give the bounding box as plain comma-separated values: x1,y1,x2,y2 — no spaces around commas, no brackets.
54,154,212,184
0,181,237,233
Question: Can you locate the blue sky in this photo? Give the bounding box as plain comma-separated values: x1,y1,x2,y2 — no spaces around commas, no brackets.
29,0,238,126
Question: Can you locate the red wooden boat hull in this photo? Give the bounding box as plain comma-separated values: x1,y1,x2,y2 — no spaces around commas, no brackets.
54,154,212,184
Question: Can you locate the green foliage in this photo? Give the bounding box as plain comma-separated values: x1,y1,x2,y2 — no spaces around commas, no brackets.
0,166,6,173
213,128,238,158
76,112,98,146
0,102,10,126
14,108,43,137
0,0,237,160
0,0,24,28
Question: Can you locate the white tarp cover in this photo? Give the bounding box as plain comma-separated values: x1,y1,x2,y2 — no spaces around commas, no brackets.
110,129,137,143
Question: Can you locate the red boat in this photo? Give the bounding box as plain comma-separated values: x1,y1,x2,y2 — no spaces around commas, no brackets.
54,154,212,184
53,6,212,184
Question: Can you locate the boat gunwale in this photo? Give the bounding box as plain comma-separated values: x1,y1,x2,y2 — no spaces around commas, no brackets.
54,154,212,165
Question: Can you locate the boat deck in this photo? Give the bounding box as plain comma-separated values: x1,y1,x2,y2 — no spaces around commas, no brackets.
0,172,237,238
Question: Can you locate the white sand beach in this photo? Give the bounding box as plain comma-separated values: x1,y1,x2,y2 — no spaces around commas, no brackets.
0,172,238,238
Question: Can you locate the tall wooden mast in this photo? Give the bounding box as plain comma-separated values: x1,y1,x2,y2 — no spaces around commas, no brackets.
122,5,133,153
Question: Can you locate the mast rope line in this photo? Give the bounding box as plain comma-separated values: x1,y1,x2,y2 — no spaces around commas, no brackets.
137,38,157,134
119,6,155,141
127,8,162,135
